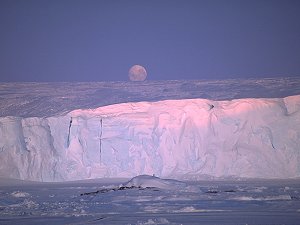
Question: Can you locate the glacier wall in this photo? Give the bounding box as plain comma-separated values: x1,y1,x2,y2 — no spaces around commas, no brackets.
0,96,300,181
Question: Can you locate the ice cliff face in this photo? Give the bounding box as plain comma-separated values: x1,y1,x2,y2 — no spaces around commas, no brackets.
0,96,300,181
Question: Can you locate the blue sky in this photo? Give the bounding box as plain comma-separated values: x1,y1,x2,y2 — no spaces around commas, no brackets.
0,0,299,81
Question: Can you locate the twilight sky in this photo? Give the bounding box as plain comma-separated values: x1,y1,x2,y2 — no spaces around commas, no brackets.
0,0,300,82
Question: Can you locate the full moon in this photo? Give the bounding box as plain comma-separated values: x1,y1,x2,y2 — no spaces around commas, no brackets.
128,65,147,81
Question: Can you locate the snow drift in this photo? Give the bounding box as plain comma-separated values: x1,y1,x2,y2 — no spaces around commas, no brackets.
0,95,300,181
123,175,187,190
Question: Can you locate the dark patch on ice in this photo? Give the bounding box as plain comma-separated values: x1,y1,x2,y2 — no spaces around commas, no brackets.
206,189,236,194
91,217,105,222
291,196,300,200
80,186,158,196
208,104,214,110
206,190,219,194
224,190,236,193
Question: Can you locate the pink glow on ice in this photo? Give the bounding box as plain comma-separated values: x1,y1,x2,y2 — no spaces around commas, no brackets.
1,95,300,181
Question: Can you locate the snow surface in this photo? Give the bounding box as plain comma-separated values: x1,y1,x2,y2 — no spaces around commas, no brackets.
0,176,300,224
1,77,300,118
1,95,300,181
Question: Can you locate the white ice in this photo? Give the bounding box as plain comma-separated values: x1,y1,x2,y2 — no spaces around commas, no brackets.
123,175,188,190
0,95,300,181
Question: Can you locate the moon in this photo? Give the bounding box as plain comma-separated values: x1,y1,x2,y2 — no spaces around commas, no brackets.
128,65,147,81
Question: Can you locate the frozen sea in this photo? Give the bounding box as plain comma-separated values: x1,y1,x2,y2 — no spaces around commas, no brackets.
0,77,300,224
0,176,300,225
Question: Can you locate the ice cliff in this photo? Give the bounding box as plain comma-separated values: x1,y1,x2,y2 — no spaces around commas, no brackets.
0,96,300,181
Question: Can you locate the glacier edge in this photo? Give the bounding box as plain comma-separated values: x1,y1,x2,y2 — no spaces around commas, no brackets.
0,96,300,181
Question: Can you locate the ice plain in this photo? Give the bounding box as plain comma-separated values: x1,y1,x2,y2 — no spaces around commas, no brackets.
0,176,300,225
0,77,300,224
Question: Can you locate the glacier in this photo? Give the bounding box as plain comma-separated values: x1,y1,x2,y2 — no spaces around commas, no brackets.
0,95,300,181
